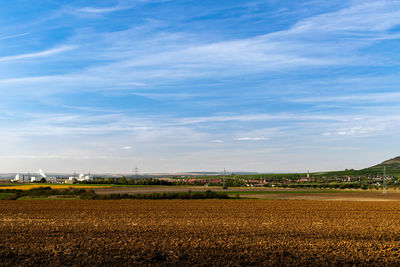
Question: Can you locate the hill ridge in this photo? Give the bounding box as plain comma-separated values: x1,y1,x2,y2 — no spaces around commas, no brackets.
380,156,400,165
362,156,400,173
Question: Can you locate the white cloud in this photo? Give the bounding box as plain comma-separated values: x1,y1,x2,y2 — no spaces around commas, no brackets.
289,1,400,34
322,124,387,138
2,1,400,96
235,137,269,141
0,45,77,62
93,0,400,81
122,146,133,150
0,33,29,40
172,114,346,126
292,91,400,104
77,6,131,14
0,154,129,160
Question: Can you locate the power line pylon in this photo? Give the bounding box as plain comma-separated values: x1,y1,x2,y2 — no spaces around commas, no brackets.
383,166,387,194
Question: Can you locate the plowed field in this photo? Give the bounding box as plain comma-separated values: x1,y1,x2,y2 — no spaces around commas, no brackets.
1,200,400,266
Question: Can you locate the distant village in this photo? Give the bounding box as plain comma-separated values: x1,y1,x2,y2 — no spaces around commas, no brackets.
9,170,313,186
7,168,395,189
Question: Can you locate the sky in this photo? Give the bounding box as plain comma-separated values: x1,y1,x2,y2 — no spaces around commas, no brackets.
1,0,400,174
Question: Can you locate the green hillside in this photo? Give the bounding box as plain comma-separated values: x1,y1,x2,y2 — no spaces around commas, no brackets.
310,156,400,178
236,157,400,179
362,156,400,175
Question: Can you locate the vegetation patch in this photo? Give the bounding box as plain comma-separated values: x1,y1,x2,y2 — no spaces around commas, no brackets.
0,187,232,200
0,193,14,200
228,190,358,195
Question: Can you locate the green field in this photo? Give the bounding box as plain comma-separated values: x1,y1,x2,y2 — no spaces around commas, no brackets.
227,190,359,195
0,193,13,200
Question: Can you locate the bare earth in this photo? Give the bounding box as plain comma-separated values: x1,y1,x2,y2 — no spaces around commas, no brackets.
241,192,400,201
2,200,400,266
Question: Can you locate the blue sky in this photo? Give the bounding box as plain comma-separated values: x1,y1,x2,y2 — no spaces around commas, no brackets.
1,0,400,173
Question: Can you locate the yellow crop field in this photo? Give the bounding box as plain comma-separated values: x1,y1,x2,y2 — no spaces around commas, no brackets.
0,184,112,190
2,199,400,265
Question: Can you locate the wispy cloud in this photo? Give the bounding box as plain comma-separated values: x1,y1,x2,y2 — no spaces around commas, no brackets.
2,1,400,95
77,5,131,14
0,33,29,41
323,125,384,137
172,114,346,126
292,91,400,104
288,1,400,34
0,45,77,62
235,137,269,141
0,154,131,160
88,1,400,82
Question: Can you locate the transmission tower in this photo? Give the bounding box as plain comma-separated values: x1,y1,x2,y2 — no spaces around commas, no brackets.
134,166,139,178
223,168,227,189
383,166,387,194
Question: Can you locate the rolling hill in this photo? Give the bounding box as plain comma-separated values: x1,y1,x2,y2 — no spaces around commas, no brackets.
308,157,400,178
362,156,400,174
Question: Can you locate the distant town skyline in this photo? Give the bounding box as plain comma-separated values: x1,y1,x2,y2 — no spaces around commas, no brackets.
1,0,400,173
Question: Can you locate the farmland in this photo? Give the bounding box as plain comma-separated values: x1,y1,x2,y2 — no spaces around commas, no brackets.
2,200,400,265
2,183,400,201
91,186,400,201
0,184,112,190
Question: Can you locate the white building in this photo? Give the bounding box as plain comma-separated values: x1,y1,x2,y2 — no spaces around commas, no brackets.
12,169,49,183
68,172,92,182
12,173,29,183
30,176,40,182
77,173,92,182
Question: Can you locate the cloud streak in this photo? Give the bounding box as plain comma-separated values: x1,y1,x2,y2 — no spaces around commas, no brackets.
76,5,131,14
0,45,77,62
2,1,400,95
235,137,269,141
0,33,29,40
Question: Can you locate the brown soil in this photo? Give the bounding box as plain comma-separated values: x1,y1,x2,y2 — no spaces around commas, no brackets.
2,200,400,265
241,192,400,201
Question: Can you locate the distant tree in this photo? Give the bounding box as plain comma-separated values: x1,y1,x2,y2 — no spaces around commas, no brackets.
40,178,47,183
120,177,128,184
361,184,368,190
